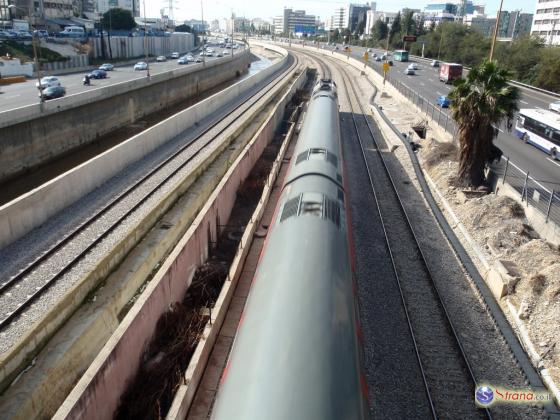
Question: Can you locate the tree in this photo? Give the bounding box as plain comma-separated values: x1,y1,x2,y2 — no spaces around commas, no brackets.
371,20,388,42
101,8,136,31
534,47,560,92
389,12,401,47
448,60,520,187
175,24,192,32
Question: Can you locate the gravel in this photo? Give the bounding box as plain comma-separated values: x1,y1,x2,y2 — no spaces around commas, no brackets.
310,51,549,419
0,61,293,355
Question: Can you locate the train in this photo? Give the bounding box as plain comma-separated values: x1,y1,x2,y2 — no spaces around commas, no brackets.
211,79,368,420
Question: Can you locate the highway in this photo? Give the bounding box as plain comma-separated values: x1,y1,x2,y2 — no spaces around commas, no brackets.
0,50,242,112
308,41,560,191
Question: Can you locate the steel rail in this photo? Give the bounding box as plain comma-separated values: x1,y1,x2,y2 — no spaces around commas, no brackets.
330,55,492,420
0,54,299,329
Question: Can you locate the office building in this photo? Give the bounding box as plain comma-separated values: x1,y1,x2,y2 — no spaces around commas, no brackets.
531,0,559,45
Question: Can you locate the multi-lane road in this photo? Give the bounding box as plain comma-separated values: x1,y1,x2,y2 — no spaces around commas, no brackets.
0,50,241,113
308,42,560,190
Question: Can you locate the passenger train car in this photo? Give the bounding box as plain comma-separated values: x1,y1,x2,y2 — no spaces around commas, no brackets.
211,79,368,420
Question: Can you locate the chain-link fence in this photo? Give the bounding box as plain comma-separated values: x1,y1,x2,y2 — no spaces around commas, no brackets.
366,60,560,228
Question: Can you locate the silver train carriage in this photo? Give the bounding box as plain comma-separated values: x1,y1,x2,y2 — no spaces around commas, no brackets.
211,78,368,420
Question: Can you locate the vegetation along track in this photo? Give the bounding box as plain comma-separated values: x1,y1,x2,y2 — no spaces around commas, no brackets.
329,55,491,419
0,53,299,332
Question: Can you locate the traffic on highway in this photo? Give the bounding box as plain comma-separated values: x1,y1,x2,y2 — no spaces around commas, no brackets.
302,40,560,191
0,43,242,112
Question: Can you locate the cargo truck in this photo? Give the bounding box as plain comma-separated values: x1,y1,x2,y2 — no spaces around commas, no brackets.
439,63,463,83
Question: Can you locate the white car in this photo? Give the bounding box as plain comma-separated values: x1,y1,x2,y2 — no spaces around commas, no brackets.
134,62,148,70
177,56,189,64
186,54,195,62
408,63,418,70
156,55,167,62
549,101,560,113
36,76,61,90
171,52,179,58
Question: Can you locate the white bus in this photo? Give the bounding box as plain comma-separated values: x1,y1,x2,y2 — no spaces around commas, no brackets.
515,108,560,160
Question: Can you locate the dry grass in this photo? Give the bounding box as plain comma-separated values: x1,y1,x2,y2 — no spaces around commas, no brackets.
529,274,547,295
423,142,458,169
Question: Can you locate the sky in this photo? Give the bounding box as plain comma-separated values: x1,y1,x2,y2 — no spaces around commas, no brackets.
146,0,537,24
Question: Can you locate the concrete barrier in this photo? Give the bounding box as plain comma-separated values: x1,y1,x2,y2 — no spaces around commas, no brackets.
0,50,287,249
0,51,250,182
53,47,298,420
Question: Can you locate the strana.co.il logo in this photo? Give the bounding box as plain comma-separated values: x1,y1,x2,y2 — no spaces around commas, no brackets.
475,384,552,407
475,386,494,406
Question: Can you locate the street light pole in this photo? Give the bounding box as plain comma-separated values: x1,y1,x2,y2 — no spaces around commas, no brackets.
143,0,150,77
201,0,206,66
489,0,504,61
8,4,43,103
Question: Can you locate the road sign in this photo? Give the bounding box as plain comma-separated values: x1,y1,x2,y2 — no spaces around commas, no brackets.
383,62,390,73
294,25,316,35
363,52,369,61
403,35,417,42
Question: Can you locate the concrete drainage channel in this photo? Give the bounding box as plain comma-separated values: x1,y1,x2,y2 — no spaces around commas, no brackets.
47,62,309,419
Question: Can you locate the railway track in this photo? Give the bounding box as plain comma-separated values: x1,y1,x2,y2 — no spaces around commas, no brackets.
326,56,491,419
0,54,299,332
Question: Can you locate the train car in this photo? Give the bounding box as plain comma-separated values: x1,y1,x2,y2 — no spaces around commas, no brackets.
211,79,368,420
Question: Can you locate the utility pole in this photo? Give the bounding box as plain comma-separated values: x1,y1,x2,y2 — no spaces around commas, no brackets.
437,23,445,60
143,0,149,77
201,0,205,66
489,0,504,61
231,11,234,58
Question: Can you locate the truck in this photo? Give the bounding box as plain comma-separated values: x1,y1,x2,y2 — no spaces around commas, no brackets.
439,63,463,83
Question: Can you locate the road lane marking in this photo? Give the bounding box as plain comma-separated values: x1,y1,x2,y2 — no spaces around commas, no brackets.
547,158,560,168
420,82,425,86
428,78,434,82
520,100,529,105
436,91,442,96
5,95,20,99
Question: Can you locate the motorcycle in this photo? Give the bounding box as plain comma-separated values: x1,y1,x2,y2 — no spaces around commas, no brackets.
83,75,91,86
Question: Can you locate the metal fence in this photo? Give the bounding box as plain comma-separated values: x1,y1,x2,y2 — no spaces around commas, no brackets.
366,60,560,228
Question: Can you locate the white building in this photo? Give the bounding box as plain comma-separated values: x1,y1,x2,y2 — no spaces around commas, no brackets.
273,15,283,34
531,0,560,45
95,0,137,16
364,10,397,34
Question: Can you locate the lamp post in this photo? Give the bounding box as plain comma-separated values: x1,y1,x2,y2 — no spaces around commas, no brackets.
8,4,43,103
201,0,205,67
143,0,150,77
489,0,504,61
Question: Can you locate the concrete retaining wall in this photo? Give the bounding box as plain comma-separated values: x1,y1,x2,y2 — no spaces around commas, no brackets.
53,45,298,420
0,51,250,183
0,51,282,250
92,34,195,59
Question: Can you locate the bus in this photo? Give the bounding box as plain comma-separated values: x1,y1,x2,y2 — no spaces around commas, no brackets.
393,50,409,62
515,108,560,159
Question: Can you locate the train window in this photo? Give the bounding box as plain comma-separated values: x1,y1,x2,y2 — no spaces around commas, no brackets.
324,198,341,227
327,152,338,168
280,196,300,222
296,151,309,164
299,192,324,217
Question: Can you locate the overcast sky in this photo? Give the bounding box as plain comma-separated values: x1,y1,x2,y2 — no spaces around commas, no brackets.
146,0,537,24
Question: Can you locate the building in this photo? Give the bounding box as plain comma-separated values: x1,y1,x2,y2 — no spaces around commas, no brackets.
281,8,316,34
251,17,272,33
273,15,283,34
364,10,396,34
330,4,372,32
531,0,560,45
210,19,219,32
469,10,533,39
184,19,208,32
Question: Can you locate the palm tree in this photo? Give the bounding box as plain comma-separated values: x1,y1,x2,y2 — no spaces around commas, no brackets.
448,60,519,187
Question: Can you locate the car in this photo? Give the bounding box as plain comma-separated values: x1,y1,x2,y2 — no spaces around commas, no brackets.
40,86,66,100
134,61,148,70
36,76,61,89
216,51,223,57
408,63,418,70
405,67,415,75
381,54,387,60
375,56,381,62
549,101,560,113
17,31,33,40
335,46,339,50
388,60,394,66
372,53,377,58
156,55,167,62
186,54,195,62
195,57,203,63
99,63,114,71
177,56,189,64
33,29,49,38
88,69,107,79
431,60,440,67
171,52,179,58
437,95,450,108
366,48,372,52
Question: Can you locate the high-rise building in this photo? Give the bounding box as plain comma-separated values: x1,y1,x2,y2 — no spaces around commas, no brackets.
281,8,316,34
364,10,397,34
330,3,373,32
273,16,283,34
531,0,559,45
469,10,533,39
